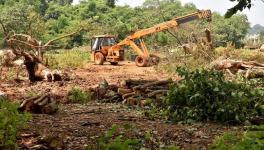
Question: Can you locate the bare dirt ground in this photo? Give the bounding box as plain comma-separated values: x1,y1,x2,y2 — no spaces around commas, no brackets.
0,62,241,150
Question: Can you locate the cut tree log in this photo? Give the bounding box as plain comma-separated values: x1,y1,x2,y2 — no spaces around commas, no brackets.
117,88,133,95
126,97,139,106
122,79,156,88
133,80,172,91
147,90,168,98
122,92,136,100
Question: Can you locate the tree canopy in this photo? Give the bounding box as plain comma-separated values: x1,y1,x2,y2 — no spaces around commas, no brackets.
0,0,250,49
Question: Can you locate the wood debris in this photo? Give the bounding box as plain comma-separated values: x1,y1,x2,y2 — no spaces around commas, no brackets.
90,79,172,106
18,94,58,114
211,59,264,79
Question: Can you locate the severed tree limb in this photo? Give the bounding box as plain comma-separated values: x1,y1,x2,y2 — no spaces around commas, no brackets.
19,93,58,114
20,95,41,108
133,80,173,91
44,29,82,48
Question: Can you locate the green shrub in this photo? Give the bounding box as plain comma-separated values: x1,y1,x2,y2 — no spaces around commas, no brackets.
0,98,31,149
210,125,264,150
68,86,91,104
164,68,264,124
46,48,90,69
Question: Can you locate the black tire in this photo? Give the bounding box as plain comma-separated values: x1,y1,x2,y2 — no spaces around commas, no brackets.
94,52,104,65
135,56,148,67
149,54,160,65
110,62,118,65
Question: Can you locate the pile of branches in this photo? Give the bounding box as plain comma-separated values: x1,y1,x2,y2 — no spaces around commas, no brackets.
18,93,58,114
90,79,173,106
211,59,264,79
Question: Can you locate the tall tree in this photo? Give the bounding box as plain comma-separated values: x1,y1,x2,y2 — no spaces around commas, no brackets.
106,0,116,8
212,13,250,47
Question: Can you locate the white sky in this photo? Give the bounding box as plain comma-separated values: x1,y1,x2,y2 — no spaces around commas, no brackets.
73,0,264,26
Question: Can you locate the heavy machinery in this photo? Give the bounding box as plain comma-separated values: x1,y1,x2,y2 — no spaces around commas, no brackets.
91,10,212,67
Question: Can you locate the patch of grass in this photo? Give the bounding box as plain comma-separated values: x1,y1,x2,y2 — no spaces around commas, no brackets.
157,46,264,74
215,47,264,63
68,86,91,104
0,98,31,149
156,45,214,72
88,125,140,150
88,124,180,150
46,47,90,69
210,125,264,150
26,91,39,98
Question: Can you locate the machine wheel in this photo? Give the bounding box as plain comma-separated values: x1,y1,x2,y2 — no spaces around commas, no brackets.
110,62,118,65
149,54,160,65
135,56,148,67
94,52,104,65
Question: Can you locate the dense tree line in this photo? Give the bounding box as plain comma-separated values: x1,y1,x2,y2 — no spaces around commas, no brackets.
0,0,250,49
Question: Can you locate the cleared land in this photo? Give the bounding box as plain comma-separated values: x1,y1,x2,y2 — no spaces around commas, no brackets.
1,62,241,149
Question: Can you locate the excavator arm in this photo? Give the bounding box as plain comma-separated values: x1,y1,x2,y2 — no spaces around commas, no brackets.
124,10,211,40
107,10,212,66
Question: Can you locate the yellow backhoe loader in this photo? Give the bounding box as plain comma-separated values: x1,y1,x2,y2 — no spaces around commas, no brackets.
90,10,212,67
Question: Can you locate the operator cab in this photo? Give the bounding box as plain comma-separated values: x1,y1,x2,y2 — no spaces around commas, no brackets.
90,35,124,65
91,35,116,52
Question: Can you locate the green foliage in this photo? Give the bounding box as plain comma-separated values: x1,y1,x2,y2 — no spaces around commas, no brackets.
0,98,31,149
164,68,264,124
0,0,47,38
211,125,264,150
46,48,90,69
68,86,91,104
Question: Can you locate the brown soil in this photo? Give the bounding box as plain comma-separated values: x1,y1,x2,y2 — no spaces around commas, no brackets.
0,62,241,150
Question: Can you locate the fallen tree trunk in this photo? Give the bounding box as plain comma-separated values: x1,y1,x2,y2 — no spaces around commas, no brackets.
133,80,172,91
211,59,264,78
242,69,264,79
121,79,156,88
1,29,80,82
23,52,63,82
